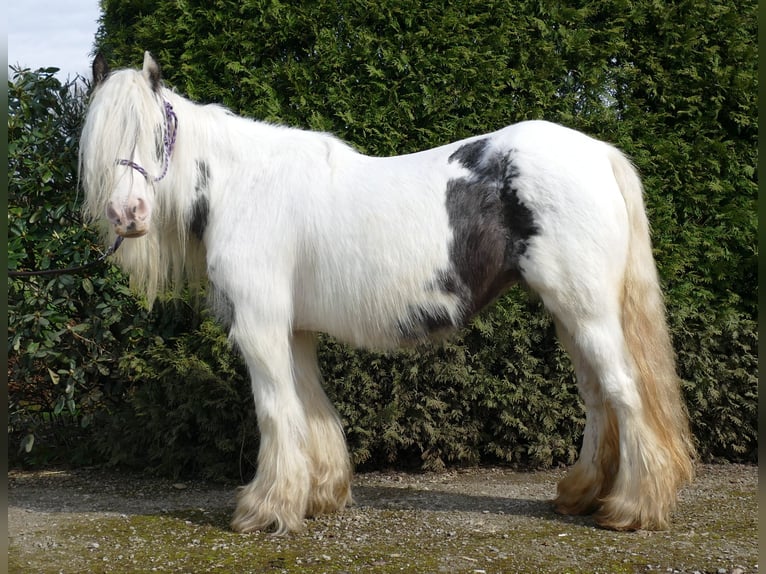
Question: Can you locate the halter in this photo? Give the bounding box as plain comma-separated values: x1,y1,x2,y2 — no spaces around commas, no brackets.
117,100,178,181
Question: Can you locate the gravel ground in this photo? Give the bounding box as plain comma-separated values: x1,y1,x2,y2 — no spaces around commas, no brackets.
8,463,757,574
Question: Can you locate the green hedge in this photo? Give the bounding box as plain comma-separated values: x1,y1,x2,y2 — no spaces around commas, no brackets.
7,67,197,465
9,0,757,476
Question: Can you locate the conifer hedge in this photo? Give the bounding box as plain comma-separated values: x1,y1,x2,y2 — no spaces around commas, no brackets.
9,0,756,477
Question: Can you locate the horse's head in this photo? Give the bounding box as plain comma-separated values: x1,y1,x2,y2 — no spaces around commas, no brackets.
81,51,174,239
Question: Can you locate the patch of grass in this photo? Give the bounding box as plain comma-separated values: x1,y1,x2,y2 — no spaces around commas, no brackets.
11,500,756,574
9,466,757,574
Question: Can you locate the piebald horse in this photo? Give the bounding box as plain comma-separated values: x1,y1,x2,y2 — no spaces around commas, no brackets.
80,52,694,534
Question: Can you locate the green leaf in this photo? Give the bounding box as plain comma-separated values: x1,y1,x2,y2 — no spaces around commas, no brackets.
47,368,60,385
20,434,35,453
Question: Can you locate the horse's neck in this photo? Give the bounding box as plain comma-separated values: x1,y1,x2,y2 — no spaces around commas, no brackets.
171,95,263,167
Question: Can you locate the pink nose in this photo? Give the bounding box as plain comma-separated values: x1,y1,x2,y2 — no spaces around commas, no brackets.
106,197,150,236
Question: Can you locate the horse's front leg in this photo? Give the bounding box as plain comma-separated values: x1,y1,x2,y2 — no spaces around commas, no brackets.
291,331,353,516
229,316,311,534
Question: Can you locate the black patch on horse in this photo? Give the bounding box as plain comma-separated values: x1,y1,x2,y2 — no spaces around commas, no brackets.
190,195,209,241
445,139,539,315
448,138,490,172
397,303,456,342
92,53,110,87
195,160,210,194
146,52,162,92
430,268,470,302
396,269,470,342
208,280,235,330
189,160,211,241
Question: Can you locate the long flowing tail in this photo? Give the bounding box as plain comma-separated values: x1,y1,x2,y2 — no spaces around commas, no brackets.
605,148,696,528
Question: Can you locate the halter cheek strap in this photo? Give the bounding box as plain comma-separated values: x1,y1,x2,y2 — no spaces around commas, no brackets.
118,100,178,182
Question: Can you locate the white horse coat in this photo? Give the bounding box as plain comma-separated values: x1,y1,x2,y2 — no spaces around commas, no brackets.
81,52,694,534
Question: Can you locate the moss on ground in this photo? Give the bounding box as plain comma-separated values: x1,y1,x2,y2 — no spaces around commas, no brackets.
9,464,757,574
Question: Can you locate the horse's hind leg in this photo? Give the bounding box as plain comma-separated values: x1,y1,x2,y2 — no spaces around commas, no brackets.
551,321,618,516
540,290,683,530
550,310,643,524
230,316,311,534
291,331,353,517
523,222,691,530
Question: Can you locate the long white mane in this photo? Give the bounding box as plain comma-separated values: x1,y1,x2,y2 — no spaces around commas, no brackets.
81,68,226,302
80,64,356,305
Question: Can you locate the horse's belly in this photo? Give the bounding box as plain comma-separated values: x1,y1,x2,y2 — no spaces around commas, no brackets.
292,241,464,349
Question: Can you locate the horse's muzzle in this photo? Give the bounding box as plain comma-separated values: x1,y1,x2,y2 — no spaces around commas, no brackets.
114,224,149,238
106,199,151,238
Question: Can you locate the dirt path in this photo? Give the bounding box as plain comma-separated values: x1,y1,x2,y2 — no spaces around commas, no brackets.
8,464,757,574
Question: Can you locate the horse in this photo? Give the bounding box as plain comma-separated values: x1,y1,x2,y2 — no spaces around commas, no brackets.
80,51,694,534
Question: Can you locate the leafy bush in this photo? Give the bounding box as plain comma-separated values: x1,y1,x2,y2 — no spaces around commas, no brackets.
9,0,757,477
94,0,758,471
7,68,195,465
91,318,258,480
320,293,584,472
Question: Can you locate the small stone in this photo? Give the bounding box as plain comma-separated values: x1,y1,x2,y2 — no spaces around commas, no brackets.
172,483,187,490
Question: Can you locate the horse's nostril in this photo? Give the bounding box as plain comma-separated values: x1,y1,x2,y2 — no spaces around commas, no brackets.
106,203,122,226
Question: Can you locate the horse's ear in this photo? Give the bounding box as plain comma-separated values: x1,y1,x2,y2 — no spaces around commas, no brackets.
142,51,162,92
92,53,110,87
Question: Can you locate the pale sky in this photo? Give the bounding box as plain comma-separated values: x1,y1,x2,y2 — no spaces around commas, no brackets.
8,0,101,81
